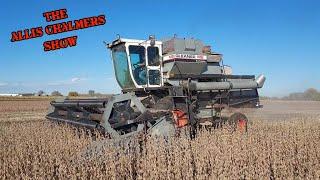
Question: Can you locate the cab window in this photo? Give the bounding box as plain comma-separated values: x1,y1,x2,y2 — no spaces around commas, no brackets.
147,47,160,66
149,70,161,85
129,45,146,85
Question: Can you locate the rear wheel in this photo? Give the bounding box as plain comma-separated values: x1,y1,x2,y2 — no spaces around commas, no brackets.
228,112,248,132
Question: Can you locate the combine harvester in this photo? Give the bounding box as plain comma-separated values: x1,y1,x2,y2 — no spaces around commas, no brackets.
46,36,265,138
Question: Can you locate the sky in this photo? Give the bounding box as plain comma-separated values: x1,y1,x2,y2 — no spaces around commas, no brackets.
1,0,320,97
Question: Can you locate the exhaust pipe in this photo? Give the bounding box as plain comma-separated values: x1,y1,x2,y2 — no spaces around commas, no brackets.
255,74,266,88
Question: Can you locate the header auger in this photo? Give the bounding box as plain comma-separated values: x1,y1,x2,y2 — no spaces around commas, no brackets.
46,35,266,138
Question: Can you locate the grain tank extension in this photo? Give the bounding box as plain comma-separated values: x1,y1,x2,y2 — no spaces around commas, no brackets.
46,36,266,138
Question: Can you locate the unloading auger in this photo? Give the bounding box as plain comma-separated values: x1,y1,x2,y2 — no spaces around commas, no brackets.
46,35,266,138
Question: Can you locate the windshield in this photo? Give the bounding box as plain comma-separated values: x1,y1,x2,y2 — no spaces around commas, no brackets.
111,44,135,89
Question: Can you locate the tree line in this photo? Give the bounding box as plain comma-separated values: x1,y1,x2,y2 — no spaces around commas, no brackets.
262,88,320,101
49,90,96,97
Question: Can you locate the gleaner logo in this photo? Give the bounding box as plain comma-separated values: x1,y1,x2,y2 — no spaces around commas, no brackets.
163,54,207,61
10,9,106,52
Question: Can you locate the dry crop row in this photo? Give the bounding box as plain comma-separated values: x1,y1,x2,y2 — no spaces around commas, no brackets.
1,114,319,179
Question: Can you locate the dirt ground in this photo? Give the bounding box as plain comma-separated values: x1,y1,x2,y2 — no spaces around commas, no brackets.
260,100,320,115
0,100,49,123
247,100,320,121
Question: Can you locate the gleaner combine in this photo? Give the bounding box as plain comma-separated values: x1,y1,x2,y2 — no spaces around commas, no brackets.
46,35,266,138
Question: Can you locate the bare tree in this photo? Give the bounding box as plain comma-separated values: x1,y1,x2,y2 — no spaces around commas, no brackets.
68,91,79,97
37,90,45,96
51,91,62,96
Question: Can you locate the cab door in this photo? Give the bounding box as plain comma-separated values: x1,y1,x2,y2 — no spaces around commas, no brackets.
146,45,162,87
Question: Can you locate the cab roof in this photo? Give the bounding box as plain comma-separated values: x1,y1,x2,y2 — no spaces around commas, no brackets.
107,38,162,49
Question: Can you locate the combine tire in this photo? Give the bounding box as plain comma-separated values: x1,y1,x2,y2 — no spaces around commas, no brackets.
228,112,248,132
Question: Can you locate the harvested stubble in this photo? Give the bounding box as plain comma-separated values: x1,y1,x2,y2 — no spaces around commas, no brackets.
0,100,49,112
1,114,320,179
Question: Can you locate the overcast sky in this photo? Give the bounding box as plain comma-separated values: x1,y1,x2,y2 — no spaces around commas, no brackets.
1,0,320,97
